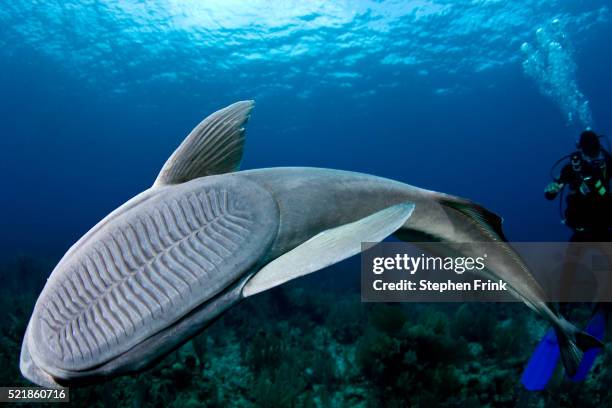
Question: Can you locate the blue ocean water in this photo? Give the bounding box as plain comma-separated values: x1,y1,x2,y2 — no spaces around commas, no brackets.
0,0,611,258
2,3,612,405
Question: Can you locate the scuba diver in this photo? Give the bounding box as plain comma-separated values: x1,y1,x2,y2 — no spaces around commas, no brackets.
522,129,611,391
544,129,612,241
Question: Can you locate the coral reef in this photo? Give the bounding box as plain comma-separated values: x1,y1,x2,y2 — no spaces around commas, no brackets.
0,256,609,407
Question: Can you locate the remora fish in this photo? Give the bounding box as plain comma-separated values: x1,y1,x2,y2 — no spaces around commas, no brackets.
20,101,601,387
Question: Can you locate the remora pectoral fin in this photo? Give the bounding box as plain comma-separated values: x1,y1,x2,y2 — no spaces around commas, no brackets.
153,100,254,186
242,202,415,297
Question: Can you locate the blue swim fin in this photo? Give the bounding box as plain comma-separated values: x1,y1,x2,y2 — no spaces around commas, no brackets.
521,328,560,391
568,311,606,382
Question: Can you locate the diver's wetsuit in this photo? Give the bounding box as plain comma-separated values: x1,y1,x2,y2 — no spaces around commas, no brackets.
547,149,612,314
523,133,611,389
546,149,612,241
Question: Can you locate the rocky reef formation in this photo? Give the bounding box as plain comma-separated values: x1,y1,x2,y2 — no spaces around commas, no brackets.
0,256,609,407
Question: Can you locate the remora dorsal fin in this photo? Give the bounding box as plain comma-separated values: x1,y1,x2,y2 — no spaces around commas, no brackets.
439,197,507,241
153,100,254,186
242,202,415,297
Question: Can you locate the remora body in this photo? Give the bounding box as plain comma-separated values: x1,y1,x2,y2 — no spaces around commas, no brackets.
20,101,601,388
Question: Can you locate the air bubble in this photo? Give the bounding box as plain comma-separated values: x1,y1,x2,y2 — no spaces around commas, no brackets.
520,42,531,53
521,22,593,129
535,27,548,46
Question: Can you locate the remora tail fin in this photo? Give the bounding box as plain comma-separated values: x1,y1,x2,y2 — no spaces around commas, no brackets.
555,317,605,376
569,311,606,381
